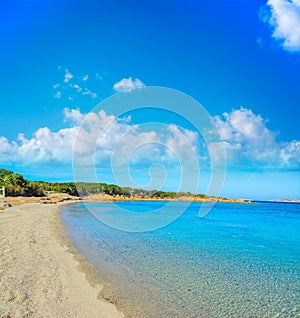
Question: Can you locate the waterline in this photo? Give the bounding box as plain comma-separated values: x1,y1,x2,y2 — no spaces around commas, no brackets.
61,201,300,317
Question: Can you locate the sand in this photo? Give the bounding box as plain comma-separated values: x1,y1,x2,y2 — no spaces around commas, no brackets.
0,203,124,318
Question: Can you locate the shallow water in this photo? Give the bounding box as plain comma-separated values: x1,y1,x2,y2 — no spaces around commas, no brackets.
61,201,300,317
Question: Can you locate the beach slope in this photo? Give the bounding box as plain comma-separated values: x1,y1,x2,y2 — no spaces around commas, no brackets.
0,203,123,318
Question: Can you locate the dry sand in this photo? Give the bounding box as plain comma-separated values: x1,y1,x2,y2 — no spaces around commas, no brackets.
0,202,124,318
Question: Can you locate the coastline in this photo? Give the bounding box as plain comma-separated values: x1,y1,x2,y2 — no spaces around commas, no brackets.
1,197,299,317
0,194,251,318
0,202,124,318
0,194,252,317
83,193,252,204
0,192,252,210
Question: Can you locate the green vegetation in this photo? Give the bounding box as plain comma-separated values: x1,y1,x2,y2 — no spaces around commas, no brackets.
0,168,211,199
0,168,44,197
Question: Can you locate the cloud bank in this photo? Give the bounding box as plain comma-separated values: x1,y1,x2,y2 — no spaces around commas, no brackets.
0,109,199,170
262,0,300,52
0,107,299,172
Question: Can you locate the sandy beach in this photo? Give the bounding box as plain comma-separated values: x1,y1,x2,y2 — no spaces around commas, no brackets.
0,202,124,318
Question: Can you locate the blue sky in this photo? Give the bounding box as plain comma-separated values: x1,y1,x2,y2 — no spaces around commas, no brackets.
0,0,299,200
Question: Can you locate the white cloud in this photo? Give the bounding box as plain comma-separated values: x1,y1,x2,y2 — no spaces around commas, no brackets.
64,68,73,83
1,107,298,172
215,107,276,146
73,83,82,93
53,68,98,101
15,127,78,164
262,0,300,51
81,87,97,98
0,137,17,163
69,83,97,98
63,108,84,124
113,77,145,93
214,107,300,168
0,109,199,169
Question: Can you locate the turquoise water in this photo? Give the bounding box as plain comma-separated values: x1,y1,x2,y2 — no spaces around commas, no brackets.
61,201,300,317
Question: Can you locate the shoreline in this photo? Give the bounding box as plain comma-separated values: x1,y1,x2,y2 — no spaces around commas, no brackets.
0,195,250,318
0,194,253,317
0,192,252,210
1,198,299,317
0,202,124,318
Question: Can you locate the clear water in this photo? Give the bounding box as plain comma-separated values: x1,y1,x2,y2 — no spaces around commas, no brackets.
61,201,300,317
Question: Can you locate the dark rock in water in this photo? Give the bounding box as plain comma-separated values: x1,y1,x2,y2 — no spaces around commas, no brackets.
0,201,12,207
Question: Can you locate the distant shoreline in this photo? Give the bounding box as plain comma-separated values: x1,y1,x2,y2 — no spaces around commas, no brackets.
268,199,300,203
0,192,253,209
2,193,300,211
0,169,253,205
1,196,298,317
2,169,298,207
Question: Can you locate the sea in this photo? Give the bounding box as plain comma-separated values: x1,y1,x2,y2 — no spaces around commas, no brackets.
61,201,300,318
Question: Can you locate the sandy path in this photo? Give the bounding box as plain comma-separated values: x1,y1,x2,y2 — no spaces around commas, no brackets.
0,203,124,318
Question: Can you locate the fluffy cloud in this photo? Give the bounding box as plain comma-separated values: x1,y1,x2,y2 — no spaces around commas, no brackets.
0,137,17,163
262,0,300,51
214,107,300,168
113,77,145,93
0,109,199,170
63,108,84,124
0,107,298,172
